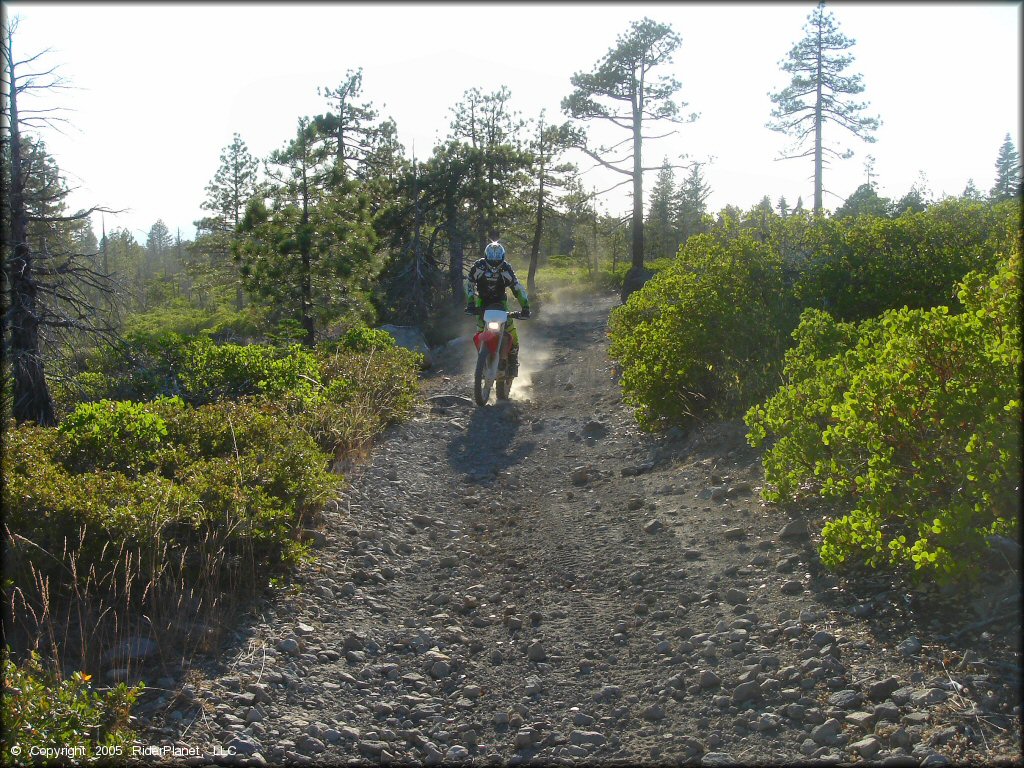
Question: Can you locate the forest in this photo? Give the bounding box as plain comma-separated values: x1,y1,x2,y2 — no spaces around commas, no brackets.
2,7,1021,761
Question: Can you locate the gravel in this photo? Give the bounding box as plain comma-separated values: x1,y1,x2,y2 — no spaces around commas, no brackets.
138,294,1022,766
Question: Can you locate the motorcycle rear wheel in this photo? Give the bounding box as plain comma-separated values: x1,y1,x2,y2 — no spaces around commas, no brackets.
474,348,494,406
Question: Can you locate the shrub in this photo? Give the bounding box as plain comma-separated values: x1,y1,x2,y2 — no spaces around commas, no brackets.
338,326,397,353
57,398,173,475
4,398,338,597
121,296,265,341
179,339,320,404
793,198,1019,323
609,230,798,427
607,198,1018,431
155,398,338,542
62,334,323,407
746,250,1021,583
2,646,142,765
301,345,420,456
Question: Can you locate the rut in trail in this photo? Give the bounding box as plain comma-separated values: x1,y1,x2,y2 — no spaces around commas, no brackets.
143,292,1022,767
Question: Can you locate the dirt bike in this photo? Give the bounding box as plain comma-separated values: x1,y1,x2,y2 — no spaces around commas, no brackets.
467,305,526,406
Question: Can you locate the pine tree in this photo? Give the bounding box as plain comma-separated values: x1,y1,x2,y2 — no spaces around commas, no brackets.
145,219,173,282
834,183,891,218
961,178,984,201
645,159,677,260
526,112,576,294
989,133,1021,202
745,195,776,241
234,118,377,345
449,86,531,259
673,162,711,243
562,17,697,298
768,1,879,213
316,68,380,181
892,171,931,216
3,20,116,424
193,133,260,310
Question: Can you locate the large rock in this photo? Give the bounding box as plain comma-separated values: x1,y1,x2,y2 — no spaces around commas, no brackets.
100,635,158,665
620,265,656,303
986,534,1021,570
810,717,843,746
379,324,432,367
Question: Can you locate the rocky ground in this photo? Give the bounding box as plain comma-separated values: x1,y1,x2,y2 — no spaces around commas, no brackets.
138,293,1021,767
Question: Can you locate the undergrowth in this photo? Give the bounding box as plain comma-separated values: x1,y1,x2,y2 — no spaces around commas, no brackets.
2,329,421,754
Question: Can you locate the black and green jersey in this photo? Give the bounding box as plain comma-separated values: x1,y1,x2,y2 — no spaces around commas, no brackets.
466,258,529,308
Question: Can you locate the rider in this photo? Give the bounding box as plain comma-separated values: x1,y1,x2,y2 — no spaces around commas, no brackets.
465,241,530,375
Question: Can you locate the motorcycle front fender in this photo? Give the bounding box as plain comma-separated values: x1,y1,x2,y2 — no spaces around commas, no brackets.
474,330,501,356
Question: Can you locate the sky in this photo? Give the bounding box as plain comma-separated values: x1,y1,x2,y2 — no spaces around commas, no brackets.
4,1,1021,242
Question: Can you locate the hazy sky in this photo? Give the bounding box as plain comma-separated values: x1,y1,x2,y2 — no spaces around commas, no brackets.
4,2,1021,242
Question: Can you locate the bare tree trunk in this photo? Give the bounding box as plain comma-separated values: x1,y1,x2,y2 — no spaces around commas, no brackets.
231,190,246,312
630,113,645,270
5,31,56,425
299,145,315,347
7,245,56,426
814,23,824,214
528,173,544,296
447,207,464,304
622,96,652,303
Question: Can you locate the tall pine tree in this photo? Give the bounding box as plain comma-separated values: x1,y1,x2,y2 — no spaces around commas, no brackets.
526,112,576,294
449,86,531,258
644,159,677,260
193,133,260,310
673,162,711,244
989,133,1021,202
234,118,376,345
562,17,697,299
768,1,879,213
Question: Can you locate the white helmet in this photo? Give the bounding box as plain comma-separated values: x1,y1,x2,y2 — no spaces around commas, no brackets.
484,241,506,265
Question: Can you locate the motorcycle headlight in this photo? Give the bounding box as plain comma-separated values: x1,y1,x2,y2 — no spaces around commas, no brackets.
487,322,501,331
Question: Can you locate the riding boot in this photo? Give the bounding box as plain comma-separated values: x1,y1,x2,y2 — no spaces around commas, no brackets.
508,344,519,376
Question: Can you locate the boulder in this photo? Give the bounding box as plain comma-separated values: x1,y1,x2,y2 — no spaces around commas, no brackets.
100,635,158,665
379,324,432,367
620,265,656,303
986,534,1021,570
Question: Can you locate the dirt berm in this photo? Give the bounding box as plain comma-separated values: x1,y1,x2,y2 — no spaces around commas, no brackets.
143,292,1021,766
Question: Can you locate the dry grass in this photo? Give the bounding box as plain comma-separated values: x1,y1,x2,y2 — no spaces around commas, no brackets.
3,513,265,683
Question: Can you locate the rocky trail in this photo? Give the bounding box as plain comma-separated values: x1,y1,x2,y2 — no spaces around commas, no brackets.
142,293,1021,767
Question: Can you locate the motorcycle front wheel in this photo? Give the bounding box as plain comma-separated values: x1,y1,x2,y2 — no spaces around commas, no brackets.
496,370,512,400
474,348,494,406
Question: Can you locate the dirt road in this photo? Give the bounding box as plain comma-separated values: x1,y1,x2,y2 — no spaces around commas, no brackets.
144,293,1021,766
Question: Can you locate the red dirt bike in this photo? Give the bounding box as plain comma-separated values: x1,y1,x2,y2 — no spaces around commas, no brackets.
468,306,526,406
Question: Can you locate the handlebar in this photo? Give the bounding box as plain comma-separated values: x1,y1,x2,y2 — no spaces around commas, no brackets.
465,307,530,319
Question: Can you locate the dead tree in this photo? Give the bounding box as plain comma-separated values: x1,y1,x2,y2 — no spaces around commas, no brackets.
3,19,118,424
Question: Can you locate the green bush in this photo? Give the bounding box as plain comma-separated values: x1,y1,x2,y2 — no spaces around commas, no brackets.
609,230,798,427
607,198,1018,431
793,198,1018,322
338,326,397,352
745,250,1021,582
2,647,142,765
58,398,173,475
175,338,320,404
156,398,338,536
122,296,265,340
301,344,420,456
4,397,339,594
4,320,422,716
61,334,322,408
